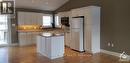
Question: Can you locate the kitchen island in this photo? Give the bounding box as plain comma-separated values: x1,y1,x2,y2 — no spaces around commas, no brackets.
36,33,64,59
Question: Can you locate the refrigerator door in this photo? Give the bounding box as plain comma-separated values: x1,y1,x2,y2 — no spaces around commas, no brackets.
71,29,80,51
71,28,84,52
71,18,83,29
70,17,84,52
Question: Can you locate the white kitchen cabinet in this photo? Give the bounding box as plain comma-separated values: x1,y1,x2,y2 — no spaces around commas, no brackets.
18,12,43,25
37,34,64,59
55,11,71,27
57,11,70,17
37,36,45,53
37,13,43,25
18,33,27,46
18,12,25,25
19,32,41,46
71,7,85,17
65,32,71,47
71,9,80,17
83,6,100,53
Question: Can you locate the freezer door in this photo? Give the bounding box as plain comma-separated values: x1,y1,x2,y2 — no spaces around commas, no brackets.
71,18,83,29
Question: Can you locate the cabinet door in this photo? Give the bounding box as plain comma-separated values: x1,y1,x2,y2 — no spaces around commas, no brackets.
36,36,42,53
41,37,46,53
71,9,78,17
32,13,38,25
31,32,40,44
18,12,43,25
45,37,51,56
18,33,27,46
18,12,25,25
65,33,71,47
32,13,37,25
37,13,43,25
71,8,85,17
26,33,32,45
51,36,64,56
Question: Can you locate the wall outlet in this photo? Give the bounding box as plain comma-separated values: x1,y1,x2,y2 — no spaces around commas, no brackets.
111,43,114,47
108,42,111,47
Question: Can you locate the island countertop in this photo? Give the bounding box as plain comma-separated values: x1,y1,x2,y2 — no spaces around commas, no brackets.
39,32,64,37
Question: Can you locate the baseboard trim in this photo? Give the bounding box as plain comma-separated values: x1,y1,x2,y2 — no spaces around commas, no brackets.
101,49,130,57
10,43,19,46
101,49,121,57
0,43,18,47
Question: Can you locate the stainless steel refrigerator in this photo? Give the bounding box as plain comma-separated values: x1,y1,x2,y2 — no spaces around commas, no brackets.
70,16,85,52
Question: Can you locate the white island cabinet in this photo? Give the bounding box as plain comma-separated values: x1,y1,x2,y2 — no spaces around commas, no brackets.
37,33,64,59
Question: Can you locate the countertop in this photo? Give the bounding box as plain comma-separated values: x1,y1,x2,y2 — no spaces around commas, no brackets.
39,33,64,37
17,28,64,32
17,28,66,37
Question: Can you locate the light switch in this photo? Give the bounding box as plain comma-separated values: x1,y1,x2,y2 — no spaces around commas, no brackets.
12,24,15,27
111,43,114,47
108,42,111,47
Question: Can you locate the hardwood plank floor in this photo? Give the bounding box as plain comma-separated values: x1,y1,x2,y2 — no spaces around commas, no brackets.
0,45,129,63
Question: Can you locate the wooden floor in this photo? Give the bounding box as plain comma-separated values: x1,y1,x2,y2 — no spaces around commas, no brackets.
0,45,129,63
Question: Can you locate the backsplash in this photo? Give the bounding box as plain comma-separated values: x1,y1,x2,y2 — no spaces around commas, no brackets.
17,25,42,30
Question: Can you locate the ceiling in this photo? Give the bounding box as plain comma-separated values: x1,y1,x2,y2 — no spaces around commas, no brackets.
15,0,69,11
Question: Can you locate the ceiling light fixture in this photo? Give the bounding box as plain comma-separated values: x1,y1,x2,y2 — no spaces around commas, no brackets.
32,0,34,3
0,0,3,2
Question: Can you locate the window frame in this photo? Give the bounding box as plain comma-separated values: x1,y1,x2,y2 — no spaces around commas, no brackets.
42,14,53,28
55,15,61,28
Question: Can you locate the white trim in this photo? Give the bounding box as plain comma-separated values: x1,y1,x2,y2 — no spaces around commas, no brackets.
101,49,120,57
0,43,18,47
9,43,19,46
7,16,12,45
101,49,130,57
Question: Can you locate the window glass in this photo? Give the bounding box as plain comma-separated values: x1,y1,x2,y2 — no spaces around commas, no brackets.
0,15,8,30
55,16,61,27
43,16,52,27
55,16,59,26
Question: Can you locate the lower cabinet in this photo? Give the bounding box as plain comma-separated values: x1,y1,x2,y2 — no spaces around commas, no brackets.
65,32,71,47
37,36,45,53
37,35,64,59
18,32,41,46
18,33,27,46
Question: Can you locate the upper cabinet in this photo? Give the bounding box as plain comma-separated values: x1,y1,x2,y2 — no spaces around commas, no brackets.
56,11,71,17
71,7,85,17
18,12,43,25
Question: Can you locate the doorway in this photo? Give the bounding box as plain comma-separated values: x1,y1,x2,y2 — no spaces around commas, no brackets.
0,15,8,45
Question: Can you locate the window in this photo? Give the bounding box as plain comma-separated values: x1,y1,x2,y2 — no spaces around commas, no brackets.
0,15,8,30
55,16,61,27
43,16,52,27
0,15,8,45
55,16,59,25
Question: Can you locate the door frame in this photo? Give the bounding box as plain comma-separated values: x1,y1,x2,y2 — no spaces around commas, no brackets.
7,17,12,45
